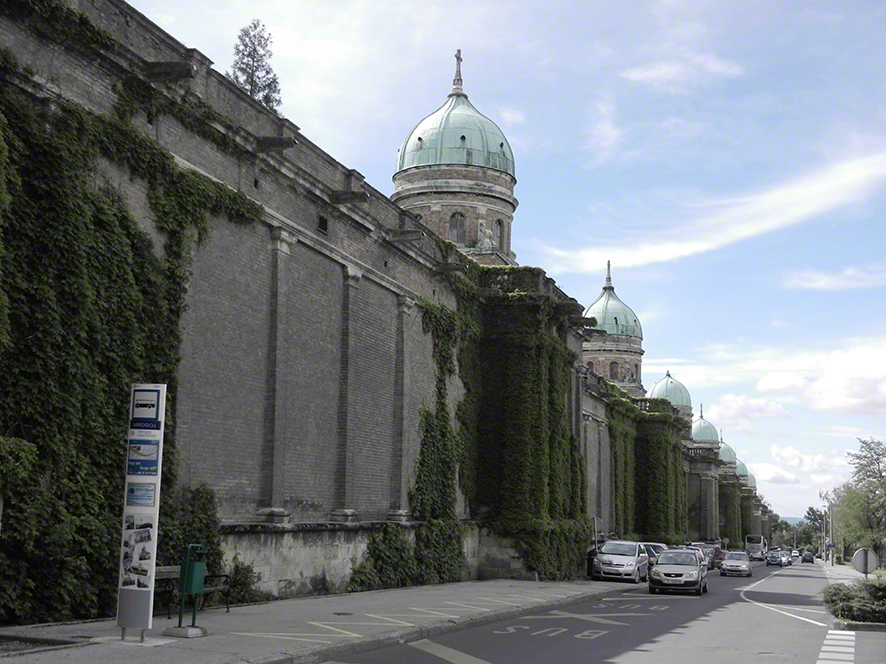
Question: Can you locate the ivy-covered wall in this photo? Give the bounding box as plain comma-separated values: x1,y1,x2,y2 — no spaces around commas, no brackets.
634,406,687,544
0,33,258,621
605,398,638,537
740,492,755,541
719,481,742,547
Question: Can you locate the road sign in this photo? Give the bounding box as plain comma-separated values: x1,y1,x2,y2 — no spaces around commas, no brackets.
851,548,878,577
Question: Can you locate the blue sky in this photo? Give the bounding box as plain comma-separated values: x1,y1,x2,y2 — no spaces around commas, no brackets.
128,0,886,520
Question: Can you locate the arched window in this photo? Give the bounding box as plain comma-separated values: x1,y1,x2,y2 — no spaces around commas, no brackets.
449,213,466,244
634,364,639,382
494,219,503,248
609,362,619,380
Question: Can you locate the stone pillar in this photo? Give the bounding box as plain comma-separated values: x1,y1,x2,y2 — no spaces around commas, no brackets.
388,295,414,521
332,264,362,523
257,227,297,523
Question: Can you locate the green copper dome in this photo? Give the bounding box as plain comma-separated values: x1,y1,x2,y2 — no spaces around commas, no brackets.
747,472,757,489
650,371,691,407
395,51,515,177
583,262,643,339
692,412,719,443
736,460,749,477
719,442,737,464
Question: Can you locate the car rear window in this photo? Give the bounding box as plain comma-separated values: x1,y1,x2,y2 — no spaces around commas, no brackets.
725,552,748,560
600,542,637,556
657,553,697,566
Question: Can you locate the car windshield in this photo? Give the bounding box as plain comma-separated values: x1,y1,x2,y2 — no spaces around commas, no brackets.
725,552,748,560
600,542,637,556
657,552,697,566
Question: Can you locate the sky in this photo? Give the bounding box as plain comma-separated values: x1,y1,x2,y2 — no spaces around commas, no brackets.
127,0,886,521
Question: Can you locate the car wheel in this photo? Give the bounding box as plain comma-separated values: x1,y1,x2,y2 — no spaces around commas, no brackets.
748,571,752,577
720,571,725,576
632,569,640,584
649,586,657,594
695,582,703,596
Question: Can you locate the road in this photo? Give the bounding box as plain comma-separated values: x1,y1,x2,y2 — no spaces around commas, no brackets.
326,561,886,664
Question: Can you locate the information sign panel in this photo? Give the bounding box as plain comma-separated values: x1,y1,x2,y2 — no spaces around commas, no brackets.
116,384,166,631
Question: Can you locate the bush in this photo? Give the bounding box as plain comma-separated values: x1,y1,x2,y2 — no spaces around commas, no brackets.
821,578,886,623
227,555,274,604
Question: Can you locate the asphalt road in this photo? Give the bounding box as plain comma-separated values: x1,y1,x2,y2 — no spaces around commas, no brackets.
328,561,886,664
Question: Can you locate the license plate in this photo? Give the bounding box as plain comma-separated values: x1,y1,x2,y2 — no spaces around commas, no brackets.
603,567,618,573
663,578,682,584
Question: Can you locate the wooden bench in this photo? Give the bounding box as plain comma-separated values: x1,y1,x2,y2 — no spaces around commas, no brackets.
154,565,231,618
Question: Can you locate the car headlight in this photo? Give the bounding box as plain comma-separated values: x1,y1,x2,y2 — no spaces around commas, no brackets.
685,571,698,580
651,569,661,578
625,561,635,568
593,558,602,567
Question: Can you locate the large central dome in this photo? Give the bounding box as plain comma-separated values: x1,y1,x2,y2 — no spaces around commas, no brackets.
395,52,514,177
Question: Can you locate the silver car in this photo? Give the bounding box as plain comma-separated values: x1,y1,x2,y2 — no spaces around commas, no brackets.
591,540,649,583
648,549,708,595
719,551,752,577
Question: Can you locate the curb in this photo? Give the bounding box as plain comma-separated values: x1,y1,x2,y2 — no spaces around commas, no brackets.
830,619,886,633
256,584,629,664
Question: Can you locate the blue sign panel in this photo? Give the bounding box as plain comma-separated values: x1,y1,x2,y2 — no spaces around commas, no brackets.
127,439,159,476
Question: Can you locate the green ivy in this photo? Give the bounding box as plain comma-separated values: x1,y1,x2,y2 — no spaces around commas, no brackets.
0,42,260,623
0,0,118,53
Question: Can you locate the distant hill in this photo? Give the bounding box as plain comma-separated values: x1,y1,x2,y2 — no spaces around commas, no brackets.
782,517,806,526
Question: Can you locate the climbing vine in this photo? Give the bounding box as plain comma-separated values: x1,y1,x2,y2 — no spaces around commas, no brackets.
0,41,260,623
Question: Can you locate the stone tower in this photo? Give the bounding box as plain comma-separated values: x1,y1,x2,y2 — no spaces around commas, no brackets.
582,262,645,397
391,50,518,265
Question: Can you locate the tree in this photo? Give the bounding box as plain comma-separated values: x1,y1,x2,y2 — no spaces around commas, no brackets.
226,19,282,110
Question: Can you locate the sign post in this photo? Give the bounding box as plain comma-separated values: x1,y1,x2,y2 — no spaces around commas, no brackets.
851,547,878,579
116,384,166,641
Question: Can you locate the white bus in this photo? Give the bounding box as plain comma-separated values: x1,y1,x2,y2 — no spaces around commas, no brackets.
745,534,767,561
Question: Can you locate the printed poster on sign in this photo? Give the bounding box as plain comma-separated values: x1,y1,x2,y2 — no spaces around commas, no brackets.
126,482,156,507
120,514,156,591
127,439,159,476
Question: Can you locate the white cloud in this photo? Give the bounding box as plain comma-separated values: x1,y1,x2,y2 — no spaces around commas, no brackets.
540,152,886,273
769,444,851,477
498,107,526,126
619,51,743,93
747,463,800,485
583,99,623,163
783,262,886,291
706,394,790,435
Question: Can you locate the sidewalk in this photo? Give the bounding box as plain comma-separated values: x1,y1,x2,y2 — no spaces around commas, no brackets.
0,578,627,663
820,560,868,584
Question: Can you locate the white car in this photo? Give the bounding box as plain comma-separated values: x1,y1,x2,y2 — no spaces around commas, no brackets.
720,551,752,577
592,540,649,583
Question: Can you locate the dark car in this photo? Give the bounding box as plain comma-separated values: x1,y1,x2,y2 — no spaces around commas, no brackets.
802,551,814,563
648,550,708,595
642,542,668,567
765,551,784,567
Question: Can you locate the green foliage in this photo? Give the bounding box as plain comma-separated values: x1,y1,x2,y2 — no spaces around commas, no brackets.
821,577,886,623
228,555,275,604
0,0,118,53
0,46,258,623
157,484,224,574
226,19,282,110
635,414,685,542
607,399,637,536
347,524,419,592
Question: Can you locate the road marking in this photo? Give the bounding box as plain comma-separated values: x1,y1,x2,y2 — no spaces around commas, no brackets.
815,630,856,664
739,570,828,626
410,638,494,664
521,609,651,625
603,595,695,600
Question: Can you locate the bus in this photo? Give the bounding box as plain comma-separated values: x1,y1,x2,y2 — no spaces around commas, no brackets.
745,534,767,561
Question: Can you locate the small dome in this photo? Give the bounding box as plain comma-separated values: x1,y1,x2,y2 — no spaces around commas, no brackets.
747,472,757,489
692,410,719,443
583,262,643,339
649,371,691,408
736,460,749,477
719,442,737,464
395,52,514,177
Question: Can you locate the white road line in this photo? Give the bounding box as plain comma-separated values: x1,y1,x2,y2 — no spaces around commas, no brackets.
409,638,494,664
738,570,829,626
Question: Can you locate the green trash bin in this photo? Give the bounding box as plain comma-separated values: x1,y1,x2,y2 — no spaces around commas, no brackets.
181,559,206,595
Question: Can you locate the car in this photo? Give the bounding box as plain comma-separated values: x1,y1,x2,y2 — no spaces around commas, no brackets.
591,540,649,583
766,551,784,567
802,551,814,563
690,542,717,570
779,552,792,566
642,542,668,567
710,545,726,569
720,551,752,577
648,549,708,595
791,549,800,559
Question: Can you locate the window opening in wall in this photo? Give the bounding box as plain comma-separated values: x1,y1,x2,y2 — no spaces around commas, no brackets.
318,215,329,234
609,362,619,380
635,364,639,381
494,219,503,248
254,178,260,189
449,212,466,244
613,316,618,326
384,260,388,268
